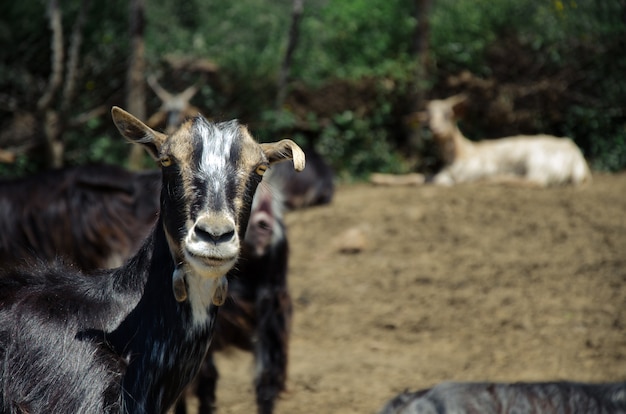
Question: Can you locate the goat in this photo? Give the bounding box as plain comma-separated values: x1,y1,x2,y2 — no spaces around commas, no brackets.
265,146,335,210
423,94,591,187
0,163,293,414
0,107,305,413
146,75,202,134
175,177,292,414
377,381,626,414
144,83,324,413
0,163,160,271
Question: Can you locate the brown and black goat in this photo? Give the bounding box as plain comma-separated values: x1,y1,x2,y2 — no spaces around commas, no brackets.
176,180,292,414
144,81,331,414
0,107,305,413
0,116,325,414
0,163,295,414
377,381,626,414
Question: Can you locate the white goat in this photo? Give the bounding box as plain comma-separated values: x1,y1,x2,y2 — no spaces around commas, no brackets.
424,94,591,187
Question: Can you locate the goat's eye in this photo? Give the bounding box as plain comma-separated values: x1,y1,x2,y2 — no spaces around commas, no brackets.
255,165,268,176
160,156,173,167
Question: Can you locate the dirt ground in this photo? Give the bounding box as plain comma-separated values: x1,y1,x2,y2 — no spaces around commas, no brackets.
210,172,626,414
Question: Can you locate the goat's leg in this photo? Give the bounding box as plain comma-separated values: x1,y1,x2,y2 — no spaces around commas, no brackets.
195,354,219,414
254,287,292,414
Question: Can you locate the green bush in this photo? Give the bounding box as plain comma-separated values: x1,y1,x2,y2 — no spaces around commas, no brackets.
1,0,624,178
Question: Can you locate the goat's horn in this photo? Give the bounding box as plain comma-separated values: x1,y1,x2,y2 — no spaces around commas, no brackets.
179,84,199,102
261,139,306,172
147,75,174,102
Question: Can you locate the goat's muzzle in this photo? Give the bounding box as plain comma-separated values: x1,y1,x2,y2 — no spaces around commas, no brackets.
183,213,239,278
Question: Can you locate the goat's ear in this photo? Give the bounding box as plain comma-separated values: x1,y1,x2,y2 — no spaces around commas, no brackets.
111,106,167,160
447,94,468,117
261,139,306,172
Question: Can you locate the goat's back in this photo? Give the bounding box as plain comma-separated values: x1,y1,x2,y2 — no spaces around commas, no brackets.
0,260,131,413
443,135,591,186
378,381,626,414
266,147,334,210
0,164,160,271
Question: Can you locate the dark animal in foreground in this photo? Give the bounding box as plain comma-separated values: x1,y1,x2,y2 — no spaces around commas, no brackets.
378,381,626,414
0,151,309,414
176,181,292,414
0,164,160,271
0,107,305,413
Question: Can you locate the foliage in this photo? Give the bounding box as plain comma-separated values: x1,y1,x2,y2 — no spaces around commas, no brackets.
262,106,409,181
147,0,292,83
145,0,626,176
429,0,626,172
0,0,624,179
292,0,416,81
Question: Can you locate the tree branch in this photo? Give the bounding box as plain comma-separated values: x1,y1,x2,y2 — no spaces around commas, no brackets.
37,0,64,112
62,0,92,111
276,0,304,109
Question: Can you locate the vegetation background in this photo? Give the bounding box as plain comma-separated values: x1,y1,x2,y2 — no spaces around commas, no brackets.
0,0,624,180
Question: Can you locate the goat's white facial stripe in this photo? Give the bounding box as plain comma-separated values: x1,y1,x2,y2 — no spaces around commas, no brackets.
196,121,239,177
178,119,245,288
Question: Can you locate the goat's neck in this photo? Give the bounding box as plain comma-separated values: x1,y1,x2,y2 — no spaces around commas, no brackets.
107,217,219,414
440,126,474,165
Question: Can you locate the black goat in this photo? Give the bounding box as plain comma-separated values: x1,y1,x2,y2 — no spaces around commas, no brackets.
0,164,160,271
0,107,305,413
266,146,334,211
0,156,296,414
176,180,292,414
378,381,626,414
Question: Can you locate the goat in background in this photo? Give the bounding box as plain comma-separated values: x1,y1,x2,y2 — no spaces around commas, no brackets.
0,164,160,271
371,94,591,187
377,381,626,414
423,94,591,187
266,146,335,211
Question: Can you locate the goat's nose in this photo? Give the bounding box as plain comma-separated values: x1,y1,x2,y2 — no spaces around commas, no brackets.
193,217,235,244
194,224,235,244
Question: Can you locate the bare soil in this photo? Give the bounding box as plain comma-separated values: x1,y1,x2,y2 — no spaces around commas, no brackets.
211,173,626,414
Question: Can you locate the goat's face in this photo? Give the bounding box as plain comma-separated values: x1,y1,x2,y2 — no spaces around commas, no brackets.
243,182,280,258
426,94,467,142
111,107,305,281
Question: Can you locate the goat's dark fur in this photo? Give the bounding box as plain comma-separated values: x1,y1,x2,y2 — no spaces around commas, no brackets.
0,163,296,414
0,164,159,271
176,182,292,414
0,108,305,414
266,146,334,211
378,381,626,414
0,260,131,412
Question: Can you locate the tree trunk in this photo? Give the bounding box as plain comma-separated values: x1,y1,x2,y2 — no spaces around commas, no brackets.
126,0,148,170
38,0,65,168
37,0,63,114
37,0,91,169
62,0,91,111
410,0,432,112
276,0,304,110
405,0,433,163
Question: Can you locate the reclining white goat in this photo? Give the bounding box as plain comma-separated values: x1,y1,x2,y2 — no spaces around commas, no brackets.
424,94,591,187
